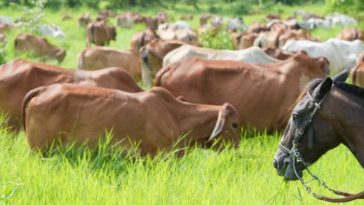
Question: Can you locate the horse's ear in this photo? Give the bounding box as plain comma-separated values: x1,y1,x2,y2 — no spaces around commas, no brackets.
332,68,350,82
312,78,333,100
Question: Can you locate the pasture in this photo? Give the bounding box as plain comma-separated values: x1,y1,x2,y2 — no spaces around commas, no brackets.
0,2,364,204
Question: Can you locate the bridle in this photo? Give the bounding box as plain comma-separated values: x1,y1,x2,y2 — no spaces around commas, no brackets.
279,85,364,203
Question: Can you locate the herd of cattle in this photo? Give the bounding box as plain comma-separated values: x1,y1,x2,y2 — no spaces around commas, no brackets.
1,9,364,155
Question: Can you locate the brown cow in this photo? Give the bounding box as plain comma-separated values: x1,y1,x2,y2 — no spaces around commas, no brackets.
116,12,145,28
155,52,329,131
0,59,142,132
263,48,295,60
200,13,211,27
14,34,66,63
130,28,159,52
86,21,116,46
0,23,10,33
23,84,241,155
140,39,186,86
78,13,92,27
78,46,142,81
232,33,259,50
351,52,364,87
278,29,313,47
339,28,364,41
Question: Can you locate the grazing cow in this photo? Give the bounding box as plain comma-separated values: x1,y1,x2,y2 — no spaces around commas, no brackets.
232,32,258,50
163,45,280,68
155,52,329,131
180,15,194,21
0,23,10,33
78,46,142,81
248,23,269,33
200,13,211,27
278,29,313,47
351,53,364,87
116,12,145,28
283,38,364,72
39,24,65,39
130,28,159,52
254,31,281,49
338,28,364,41
0,59,142,131
263,48,295,60
140,39,186,86
157,21,198,44
23,84,241,155
143,17,159,30
327,12,357,27
14,34,66,63
61,14,72,21
78,13,92,27
86,21,116,46
157,12,168,24
0,33,6,44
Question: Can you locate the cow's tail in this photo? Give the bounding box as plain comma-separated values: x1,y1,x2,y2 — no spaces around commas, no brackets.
22,86,46,132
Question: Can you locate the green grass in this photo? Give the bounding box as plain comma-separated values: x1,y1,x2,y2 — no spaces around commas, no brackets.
1,130,364,205
1,3,364,205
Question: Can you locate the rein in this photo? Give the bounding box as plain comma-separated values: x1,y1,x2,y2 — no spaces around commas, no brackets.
280,86,364,203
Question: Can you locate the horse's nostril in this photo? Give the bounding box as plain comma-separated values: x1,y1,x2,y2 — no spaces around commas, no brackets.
273,159,278,169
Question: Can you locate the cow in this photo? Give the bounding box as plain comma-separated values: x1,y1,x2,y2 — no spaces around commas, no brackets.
86,21,116,46
155,52,329,131
200,13,211,27
0,23,10,33
22,84,241,155
263,48,295,60
78,46,142,81
157,21,198,44
130,28,159,52
338,28,364,41
14,34,66,63
78,13,92,27
157,12,168,24
283,38,364,73
254,31,281,49
116,12,145,28
0,59,142,132
163,45,280,68
139,39,186,86
351,52,364,87
232,32,258,50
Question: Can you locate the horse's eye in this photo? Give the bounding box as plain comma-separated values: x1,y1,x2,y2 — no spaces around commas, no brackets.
231,123,238,129
292,113,299,121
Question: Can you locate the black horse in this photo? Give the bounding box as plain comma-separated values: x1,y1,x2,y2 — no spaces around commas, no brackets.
273,69,362,180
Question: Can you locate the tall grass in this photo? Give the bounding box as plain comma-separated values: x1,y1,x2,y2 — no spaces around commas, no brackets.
1,130,363,205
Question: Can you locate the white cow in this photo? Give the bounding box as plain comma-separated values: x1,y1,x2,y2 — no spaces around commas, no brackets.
0,16,13,25
157,21,197,43
327,13,357,27
163,45,280,68
283,38,364,73
39,25,65,39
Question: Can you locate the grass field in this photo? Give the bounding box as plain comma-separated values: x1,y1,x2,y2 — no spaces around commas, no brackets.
1,2,364,205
